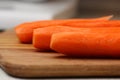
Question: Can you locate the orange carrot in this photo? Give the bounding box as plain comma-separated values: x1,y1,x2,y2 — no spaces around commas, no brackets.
63,20,120,27
94,15,113,20
33,27,120,51
33,26,81,50
15,15,112,43
16,15,113,29
51,31,120,58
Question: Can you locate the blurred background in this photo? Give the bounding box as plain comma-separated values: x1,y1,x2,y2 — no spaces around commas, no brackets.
0,0,120,29
78,0,120,19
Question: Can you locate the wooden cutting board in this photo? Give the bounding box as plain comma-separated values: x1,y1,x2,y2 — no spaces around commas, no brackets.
1,30,120,78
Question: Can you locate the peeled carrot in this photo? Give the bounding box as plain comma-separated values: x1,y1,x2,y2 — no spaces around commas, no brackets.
51,31,120,58
16,15,113,29
33,26,82,50
93,15,113,21
33,27,120,51
64,20,120,27
15,15,112,43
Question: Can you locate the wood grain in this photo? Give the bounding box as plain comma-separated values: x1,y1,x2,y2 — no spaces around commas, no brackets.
0,30,120,78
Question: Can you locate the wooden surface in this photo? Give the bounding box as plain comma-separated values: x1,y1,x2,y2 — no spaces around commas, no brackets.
1,30,120,78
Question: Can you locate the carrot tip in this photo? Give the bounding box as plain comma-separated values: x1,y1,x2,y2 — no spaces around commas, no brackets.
101,15,114,20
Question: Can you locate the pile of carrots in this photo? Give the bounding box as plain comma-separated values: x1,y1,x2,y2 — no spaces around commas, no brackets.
15,15,120,58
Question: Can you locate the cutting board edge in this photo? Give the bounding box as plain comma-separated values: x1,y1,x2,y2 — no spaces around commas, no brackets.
1,60,120,77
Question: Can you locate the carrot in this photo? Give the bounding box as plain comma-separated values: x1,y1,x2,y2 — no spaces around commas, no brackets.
63,20,120,27
33,26,82,50
50,29,120,58
33,27,120,51
15,15,112,43
94,15,113,20
16,15,113,29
